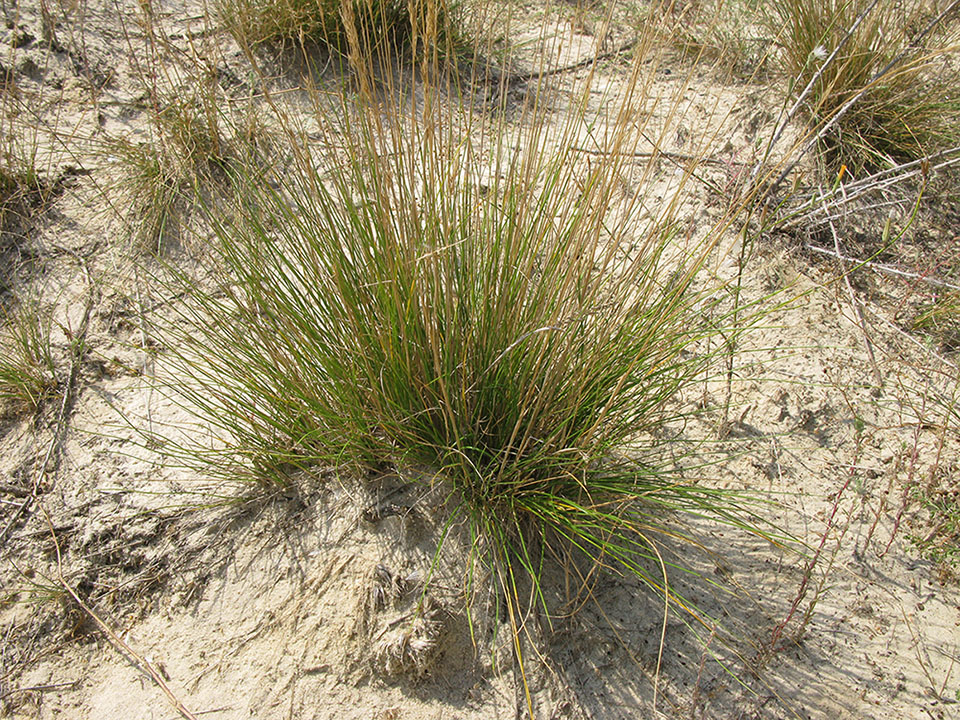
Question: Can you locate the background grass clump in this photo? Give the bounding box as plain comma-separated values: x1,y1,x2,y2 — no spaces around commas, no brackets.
0,131,46,243
0,300,56,417
110,85,243,254
217,0,458,58
654,0,771,78
770,0,960,172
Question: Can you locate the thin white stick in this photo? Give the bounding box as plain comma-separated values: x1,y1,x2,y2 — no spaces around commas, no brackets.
804,244,960,291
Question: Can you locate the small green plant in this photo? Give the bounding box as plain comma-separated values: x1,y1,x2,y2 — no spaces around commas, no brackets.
769,0,960,171
111,88,237,254
6,566,67,606
0,300,57,416
908,471,960,573
913,290,960,352
899,375,960,577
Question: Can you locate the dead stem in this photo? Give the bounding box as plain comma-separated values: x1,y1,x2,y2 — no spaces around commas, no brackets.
821,184,882,387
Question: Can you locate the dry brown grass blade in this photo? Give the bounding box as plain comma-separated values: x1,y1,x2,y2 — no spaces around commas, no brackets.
38,503,200,720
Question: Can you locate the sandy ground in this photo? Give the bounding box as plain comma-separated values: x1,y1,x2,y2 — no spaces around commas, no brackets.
1,0,959,718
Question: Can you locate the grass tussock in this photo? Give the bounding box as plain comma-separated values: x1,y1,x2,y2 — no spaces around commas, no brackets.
110,139,181,255
0,134,45,233
0,125,51,298
656,0,771,77
0,161,41,225
143,29,786,683
770,0,960,171
111,87,243,254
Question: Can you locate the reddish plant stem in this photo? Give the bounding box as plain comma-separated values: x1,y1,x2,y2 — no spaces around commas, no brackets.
771,474,853,649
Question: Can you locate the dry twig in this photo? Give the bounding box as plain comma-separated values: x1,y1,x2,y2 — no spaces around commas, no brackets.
804,244,960,292
821,185,883,386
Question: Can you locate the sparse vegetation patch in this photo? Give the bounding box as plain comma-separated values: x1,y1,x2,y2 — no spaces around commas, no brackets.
0,299,56,416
